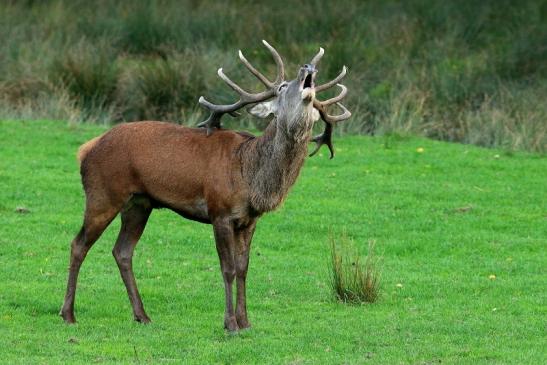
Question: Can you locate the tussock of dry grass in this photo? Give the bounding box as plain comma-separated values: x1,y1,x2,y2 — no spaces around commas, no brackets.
329,234,381,304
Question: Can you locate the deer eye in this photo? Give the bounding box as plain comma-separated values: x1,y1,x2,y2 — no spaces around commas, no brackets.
277,82,288,93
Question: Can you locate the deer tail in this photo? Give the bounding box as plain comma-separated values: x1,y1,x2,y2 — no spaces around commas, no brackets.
77,134,103,164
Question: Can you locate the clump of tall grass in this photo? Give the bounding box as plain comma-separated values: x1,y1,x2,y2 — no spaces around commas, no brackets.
329,234,381,304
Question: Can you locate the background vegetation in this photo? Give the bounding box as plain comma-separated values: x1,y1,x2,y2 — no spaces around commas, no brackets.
1,0,546,152
1,121,545,363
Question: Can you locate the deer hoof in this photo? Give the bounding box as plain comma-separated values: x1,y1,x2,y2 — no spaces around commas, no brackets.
60,309,76,324
236,316,251,330
134,314,151,324
224,316,239,332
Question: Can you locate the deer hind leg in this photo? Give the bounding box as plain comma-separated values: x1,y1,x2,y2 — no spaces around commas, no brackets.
234,221,256,330
212,218,238,332
112,195,152,323
60,196,121,324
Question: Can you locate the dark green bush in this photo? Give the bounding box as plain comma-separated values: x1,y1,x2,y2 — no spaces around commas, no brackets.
50,42,119,114
118,53,209,121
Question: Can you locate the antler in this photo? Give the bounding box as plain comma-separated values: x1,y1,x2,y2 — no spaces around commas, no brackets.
198,40,285,135
309,94,352,158
307,49,351,158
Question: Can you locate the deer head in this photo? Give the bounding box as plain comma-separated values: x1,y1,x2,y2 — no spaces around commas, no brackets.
198,40,351,157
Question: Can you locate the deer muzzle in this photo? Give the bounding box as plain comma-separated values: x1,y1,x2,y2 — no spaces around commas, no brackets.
299,64,317,102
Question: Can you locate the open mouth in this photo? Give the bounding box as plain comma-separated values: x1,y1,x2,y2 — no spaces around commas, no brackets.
300,70,316,91
299,65,317,101
303,73,313,89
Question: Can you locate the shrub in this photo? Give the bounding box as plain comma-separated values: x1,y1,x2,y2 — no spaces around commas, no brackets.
116,50,220,122
50,40,119,116
329,234,381,304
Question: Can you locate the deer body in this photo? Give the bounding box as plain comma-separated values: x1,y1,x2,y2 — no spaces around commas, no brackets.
83,123,250,223
60,41,350,331
79,119,312,224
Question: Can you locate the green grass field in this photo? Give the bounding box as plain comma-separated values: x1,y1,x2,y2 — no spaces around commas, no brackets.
0,120,545,364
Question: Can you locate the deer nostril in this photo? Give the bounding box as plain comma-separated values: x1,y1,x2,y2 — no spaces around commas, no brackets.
303,64,315,72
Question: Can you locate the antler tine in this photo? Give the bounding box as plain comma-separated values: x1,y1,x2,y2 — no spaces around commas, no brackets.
309,85,352,158
261,40,285,85
217,68,254,98
321,84,348,106
315,66,347,93
309,119,334,159
198,40,285,133
238,50,273,88
317,101,352,123
310,47,324,66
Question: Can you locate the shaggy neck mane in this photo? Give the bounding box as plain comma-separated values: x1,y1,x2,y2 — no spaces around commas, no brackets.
240,118,312,213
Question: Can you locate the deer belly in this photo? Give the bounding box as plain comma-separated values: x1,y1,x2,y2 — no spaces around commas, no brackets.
140,180,208,222
156,197,210,223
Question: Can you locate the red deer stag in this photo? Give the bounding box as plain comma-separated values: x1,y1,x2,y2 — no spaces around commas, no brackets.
60,41,351,331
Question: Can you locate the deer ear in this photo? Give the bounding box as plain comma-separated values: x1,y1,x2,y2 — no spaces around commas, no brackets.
312,107,320,122
248,101,277,119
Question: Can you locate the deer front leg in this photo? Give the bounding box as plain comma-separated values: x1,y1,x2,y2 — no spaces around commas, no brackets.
234,221,256,329
212,218,238,332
